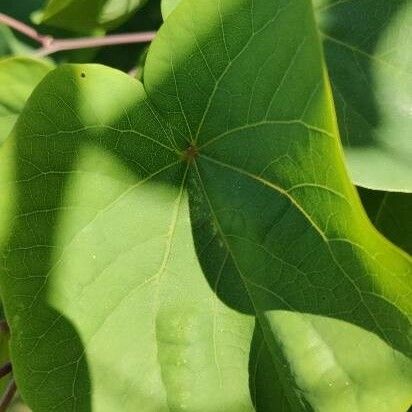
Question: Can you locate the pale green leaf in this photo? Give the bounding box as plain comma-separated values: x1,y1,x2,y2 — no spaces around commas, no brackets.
253,313,412,412
161,0,181,20
0,56,53,143
1,1,411,411
0,26,32,57
315,0,412,192
0,64,255,411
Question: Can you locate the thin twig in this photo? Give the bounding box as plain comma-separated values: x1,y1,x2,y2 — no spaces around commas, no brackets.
0,363,12,379
0,12,156,57
35,32,156,57
0,13,52,46
0,379,16,412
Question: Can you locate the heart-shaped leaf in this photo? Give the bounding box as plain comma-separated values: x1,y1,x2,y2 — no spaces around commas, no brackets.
1,0,411,411
161,0,180,20
163,0,412,192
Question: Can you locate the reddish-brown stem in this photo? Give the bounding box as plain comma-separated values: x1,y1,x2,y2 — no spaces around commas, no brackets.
0,13,52,46
0,380,16,412
0,363,12,379
0,12,156,57
35,32,156,56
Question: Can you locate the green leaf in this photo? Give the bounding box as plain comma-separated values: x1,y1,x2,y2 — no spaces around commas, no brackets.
161,0,412,192
0,57,53,143
161,0,181,20
38,0,148,33
1,0,411,411
250,312,412,412
315,0,412,192
0,64,256,411
0,26,32,58
0,0,43,57
359,187,412,254
249,324,292,412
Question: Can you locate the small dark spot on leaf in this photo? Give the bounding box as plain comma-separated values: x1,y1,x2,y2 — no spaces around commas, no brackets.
80,72,86,78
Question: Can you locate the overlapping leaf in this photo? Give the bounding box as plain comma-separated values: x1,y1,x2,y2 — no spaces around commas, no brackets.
0,0,411,411
315,0,412,192
37,0,148,33
358,187,412,254
0,57,53,143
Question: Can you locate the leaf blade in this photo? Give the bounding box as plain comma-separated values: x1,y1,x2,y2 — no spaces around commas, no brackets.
315,0,412,192
1,1,411,411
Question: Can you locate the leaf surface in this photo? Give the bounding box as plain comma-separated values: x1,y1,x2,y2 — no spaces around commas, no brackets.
161,0,181,20
1,0,411,411
164,0,412,192
0,26,32,58
38,0,148,33
0,57,53,143
315,0,412,191
359,187,412,254
0,64,256,412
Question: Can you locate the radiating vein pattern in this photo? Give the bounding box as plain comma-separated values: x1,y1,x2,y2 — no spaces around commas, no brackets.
146,0,412,360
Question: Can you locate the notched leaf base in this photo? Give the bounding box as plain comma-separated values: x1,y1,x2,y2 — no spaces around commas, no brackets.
181,143,199,163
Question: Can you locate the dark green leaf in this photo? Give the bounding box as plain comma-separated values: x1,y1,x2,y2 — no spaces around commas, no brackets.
0,0,44,57
359,187,412,254
38,0,148,33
